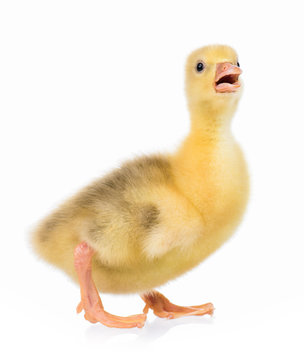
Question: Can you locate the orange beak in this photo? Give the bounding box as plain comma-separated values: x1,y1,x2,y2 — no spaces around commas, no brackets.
214,62,242,93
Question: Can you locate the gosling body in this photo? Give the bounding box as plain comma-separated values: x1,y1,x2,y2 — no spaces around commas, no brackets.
32,45,249,327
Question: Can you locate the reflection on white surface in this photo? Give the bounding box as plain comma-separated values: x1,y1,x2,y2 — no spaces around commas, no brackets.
85,314,214,343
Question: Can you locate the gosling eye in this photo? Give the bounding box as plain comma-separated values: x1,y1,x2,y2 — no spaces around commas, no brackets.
196,62,205,72
237,61,240,67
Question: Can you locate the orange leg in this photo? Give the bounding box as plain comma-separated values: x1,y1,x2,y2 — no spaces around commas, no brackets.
141,290,214,319
74,242,146,328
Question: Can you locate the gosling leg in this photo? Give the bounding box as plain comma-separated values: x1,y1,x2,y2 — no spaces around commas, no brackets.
74,242,146,328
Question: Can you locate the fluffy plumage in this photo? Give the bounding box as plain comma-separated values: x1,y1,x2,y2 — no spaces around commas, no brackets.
32,44,249,295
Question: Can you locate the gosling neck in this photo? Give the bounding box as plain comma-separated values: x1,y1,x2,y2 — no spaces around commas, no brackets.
188,100,237,144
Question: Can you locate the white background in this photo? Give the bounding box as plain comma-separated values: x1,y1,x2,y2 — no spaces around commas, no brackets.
1,0,303,359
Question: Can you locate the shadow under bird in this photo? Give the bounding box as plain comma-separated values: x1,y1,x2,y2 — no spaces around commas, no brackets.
32,44,249,328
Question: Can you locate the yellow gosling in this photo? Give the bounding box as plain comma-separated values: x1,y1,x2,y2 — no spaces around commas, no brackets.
32,44,249,328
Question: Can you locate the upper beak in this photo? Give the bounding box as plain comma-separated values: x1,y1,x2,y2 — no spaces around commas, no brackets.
214,62,242,93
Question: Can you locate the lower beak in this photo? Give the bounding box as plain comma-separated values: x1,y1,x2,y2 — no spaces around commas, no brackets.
214,62,242,93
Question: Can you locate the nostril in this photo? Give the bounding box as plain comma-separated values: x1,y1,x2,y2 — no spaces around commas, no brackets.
217,63,229,73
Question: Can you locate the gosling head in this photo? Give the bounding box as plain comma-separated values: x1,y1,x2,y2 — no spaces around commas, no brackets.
185,44,242,124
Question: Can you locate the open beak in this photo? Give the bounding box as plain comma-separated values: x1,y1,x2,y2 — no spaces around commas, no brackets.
214,62,242,93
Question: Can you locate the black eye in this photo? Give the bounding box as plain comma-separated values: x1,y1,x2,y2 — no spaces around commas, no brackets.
196,62,205,72
237,61,240,67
